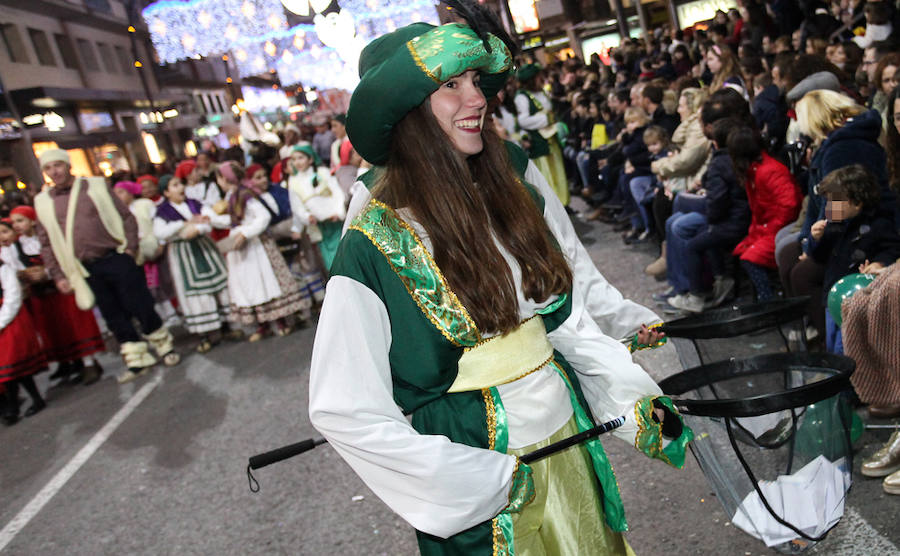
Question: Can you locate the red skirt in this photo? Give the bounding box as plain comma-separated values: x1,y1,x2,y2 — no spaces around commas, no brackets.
27,291,105,362
0,306,47,383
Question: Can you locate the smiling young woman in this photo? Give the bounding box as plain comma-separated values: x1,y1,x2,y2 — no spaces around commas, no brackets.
307,14,692,556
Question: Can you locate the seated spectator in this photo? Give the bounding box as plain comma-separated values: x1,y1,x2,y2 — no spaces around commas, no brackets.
706,44,748,97
751,73,789,151
810,165,900,352
641,84,681,136
666,117,750,314
626,125,671,243
728,126,802,301
854,0,894,49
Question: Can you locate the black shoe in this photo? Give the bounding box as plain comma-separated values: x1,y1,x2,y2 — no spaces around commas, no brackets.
2,414,19,426
81,362,104,386
49,361,73,381
24,399,46,417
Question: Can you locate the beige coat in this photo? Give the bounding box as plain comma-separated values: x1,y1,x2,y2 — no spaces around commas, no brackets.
651,113,711,192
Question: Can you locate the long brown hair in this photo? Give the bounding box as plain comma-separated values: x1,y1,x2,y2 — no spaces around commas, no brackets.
374,101,572,335
709,45,743,93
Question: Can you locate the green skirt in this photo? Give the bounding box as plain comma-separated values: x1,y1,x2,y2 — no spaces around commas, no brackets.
508,417,635,556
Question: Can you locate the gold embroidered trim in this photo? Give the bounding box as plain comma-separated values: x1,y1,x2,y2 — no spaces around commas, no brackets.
483,388,497,451
491,517,507,556
632,396,673,466
348,199,480,346
407,41,442,84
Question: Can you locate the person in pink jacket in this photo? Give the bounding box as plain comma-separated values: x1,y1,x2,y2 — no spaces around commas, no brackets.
728,126,802,301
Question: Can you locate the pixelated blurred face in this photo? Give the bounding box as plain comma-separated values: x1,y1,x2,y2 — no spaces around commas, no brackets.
825,193,861,222
893,98,900,137
882,64,899,94
43,160,71,187
0,225,15,247
113,187,134,205
706,50,722,74
290,150,313,173
164,179,186,204
9,213,33,236
142,179,159,199
625,117,642,134
330,119,346,139
250,169,269,191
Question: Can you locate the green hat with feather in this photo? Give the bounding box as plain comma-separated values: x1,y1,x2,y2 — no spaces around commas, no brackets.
346,22,512,166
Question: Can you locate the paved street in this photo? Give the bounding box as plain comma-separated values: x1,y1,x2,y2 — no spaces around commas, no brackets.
2,209,899,555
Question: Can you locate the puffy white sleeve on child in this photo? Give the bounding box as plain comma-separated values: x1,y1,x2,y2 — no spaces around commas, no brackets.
152,216,185,242
524,161,661,339
232,198,271,239
288,189,310,232
309,276,518,539
0,264,23,330
514,93,549,131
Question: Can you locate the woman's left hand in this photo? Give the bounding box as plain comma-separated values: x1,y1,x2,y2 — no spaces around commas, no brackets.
636,323,665,346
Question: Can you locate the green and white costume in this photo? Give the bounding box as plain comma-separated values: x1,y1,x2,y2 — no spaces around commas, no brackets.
309,22,691,556
514,77,569,207
311,154,691,555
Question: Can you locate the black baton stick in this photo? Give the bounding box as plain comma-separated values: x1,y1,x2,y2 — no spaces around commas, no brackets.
247,437,327,492
519,416,625,464
246,416,626,491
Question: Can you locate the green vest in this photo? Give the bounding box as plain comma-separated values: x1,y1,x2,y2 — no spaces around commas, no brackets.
331,154,633,554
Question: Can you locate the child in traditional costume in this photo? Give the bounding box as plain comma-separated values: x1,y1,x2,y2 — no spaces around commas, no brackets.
9,206,106,385
33,149,181,384
210,161,307,342
284,144,346,271
309,17,691,556
515,63,569,207
246,163,319,314
153,175,237,352
0,249,48,424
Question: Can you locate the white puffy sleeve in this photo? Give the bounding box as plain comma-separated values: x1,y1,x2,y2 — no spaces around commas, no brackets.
232,198,271,239
308,275,517,539
152,216,185,243
288,189,310,232
0,264,23,331
514,93,549,131
524,162,661,339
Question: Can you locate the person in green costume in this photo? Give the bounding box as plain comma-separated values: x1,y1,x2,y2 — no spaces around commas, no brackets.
308,15,693,556
514,64,570,207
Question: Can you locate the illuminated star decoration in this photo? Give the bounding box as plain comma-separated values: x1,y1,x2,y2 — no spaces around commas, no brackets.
142,0,439,89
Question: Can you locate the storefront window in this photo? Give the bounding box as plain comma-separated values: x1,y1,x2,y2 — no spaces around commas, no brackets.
91,144,130,177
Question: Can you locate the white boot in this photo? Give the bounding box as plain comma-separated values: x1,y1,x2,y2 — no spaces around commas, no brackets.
144,327,181,366
119,342,157,383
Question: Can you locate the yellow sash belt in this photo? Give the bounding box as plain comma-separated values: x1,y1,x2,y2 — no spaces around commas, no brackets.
448,316,554,393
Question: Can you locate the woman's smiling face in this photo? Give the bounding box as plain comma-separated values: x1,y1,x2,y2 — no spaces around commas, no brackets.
429,70,488,157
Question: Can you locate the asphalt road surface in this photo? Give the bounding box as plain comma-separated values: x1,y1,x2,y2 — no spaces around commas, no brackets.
1,204,898,555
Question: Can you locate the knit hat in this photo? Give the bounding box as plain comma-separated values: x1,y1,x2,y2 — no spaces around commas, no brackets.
158,174,174,192
137,174,158,185
346,22,512,166
786,71,842,102
175,160,197,180
0,218,12,229
38,148,70,168
516,63,541,83
292,144,322,168
283,123,300,135
114,180,143,196
10,205,36,221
